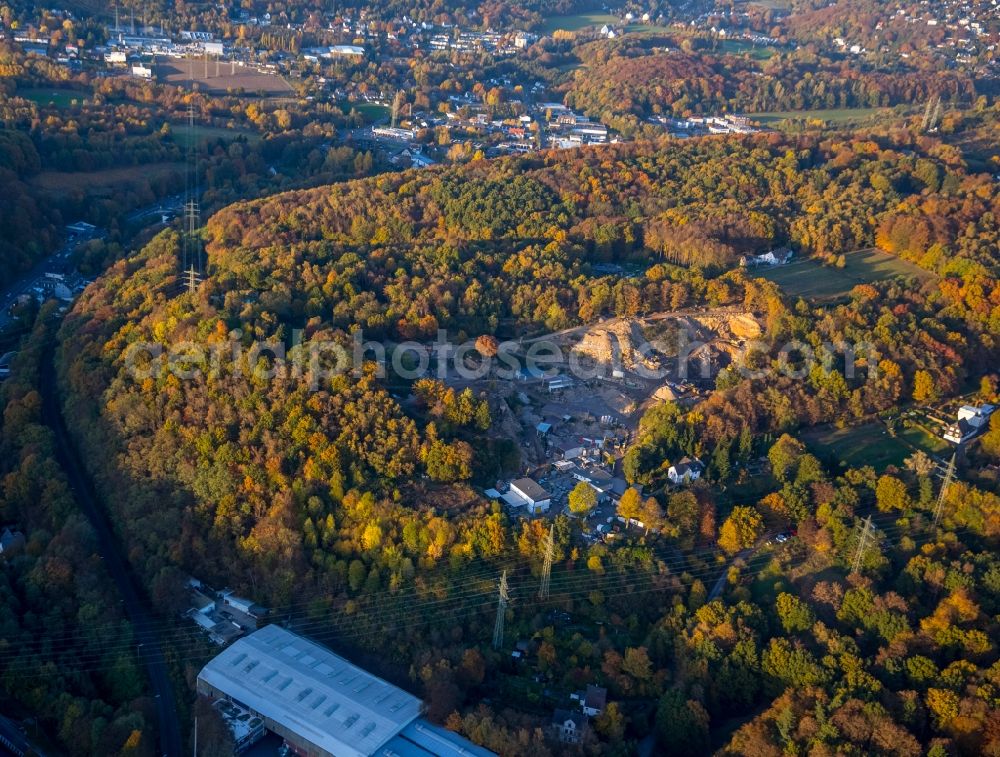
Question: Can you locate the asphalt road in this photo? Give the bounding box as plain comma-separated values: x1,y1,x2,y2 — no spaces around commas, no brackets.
39,335,183,757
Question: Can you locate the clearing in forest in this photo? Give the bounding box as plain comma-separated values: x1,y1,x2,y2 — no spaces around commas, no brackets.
753,248,934,299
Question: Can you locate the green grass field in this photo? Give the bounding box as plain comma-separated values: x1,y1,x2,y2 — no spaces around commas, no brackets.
718,39,776,60
18,88,86,107
742,0,792,10
753,248,934,300
341,102,390,123
541,12,619,34
753,107,892,125
170,124,259,148
801,422,947,471
622,22,674,34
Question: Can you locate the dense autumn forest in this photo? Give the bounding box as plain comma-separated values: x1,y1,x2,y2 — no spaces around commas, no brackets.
0,307,158,754
31,128,997,754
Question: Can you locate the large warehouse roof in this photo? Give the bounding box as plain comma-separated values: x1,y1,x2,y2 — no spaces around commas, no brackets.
378,718,497,757
197,624,422,757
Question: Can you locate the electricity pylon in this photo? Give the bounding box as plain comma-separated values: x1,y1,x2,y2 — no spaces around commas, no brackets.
851,515,873,575
184,265,201,295
539,525,554,600
932,453,956,529
391,90,403,129
492,570,509,650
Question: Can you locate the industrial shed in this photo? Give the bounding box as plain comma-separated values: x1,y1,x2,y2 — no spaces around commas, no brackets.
197,624,494,757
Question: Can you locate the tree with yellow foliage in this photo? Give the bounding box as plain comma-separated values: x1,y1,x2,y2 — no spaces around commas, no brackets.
718,506,764,554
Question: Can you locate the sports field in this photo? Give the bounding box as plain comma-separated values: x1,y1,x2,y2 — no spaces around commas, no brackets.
341,102,390,123
753,248,934,299
540,12,619,34
718,39,776,60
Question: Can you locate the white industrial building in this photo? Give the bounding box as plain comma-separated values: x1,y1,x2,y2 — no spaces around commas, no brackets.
197,625,494,756
503,478,552,514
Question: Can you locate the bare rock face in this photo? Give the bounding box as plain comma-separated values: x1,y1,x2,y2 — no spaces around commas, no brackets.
729,314,763,340
573,319,661,371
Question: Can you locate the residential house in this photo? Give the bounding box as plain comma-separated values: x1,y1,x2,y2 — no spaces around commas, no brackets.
570,465,615,500
944,404,995,444
551,709,587,744
582,685,607,717
667,457,704,485
740,248,793,267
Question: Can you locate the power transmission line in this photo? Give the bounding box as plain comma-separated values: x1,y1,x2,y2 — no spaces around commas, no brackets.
932,452,956,529
0,519,986,679
184,265,201,295
930,96,941,131
539,525,554,600
492,570,509,650
0,511,936,660
851,515,874,575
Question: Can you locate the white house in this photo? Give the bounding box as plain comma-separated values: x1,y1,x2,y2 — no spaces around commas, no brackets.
551,709,586,744
505,478,552,514
944,404,995,443
667,457,704,485
741,248,793,267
